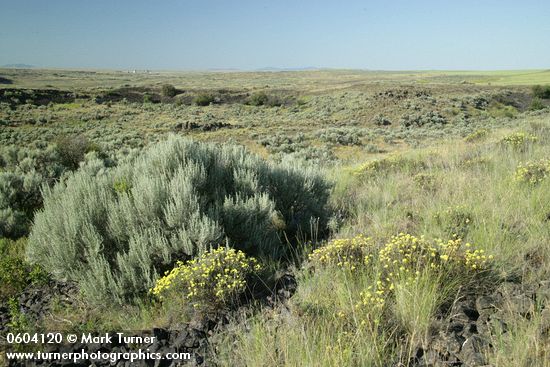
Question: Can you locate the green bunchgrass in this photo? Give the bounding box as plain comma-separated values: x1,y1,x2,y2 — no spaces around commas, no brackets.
487,299,550,367
41,296,180,334
213,236,493,366
332,118,550,278
392,268,457,349
213,266,395,367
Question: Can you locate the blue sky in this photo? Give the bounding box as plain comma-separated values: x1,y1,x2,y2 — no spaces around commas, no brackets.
1,0,549,70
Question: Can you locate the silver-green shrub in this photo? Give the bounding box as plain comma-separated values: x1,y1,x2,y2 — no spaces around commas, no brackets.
27,136,330,304
0,145,65,239
0,141,114,239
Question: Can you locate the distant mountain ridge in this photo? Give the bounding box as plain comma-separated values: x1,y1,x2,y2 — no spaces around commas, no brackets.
2,64,35,69
256,66,323,71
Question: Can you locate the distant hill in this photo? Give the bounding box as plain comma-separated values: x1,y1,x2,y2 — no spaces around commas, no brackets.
2,63,34,69
208,68,241,72
256,66,322,72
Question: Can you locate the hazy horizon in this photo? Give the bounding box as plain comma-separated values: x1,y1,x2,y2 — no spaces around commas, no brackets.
2,65,550,73
1,0,549,71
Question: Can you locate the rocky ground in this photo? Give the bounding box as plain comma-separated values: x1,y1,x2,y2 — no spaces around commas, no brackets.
412,280,550,367
0,280,211,366
1,264,549,366
0,272,299,366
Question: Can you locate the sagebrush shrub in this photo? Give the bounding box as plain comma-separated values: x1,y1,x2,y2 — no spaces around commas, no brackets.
373,114,391,126
247,92,269,106
161,84,177,98
193,93,214,106
316,127,366,146
55,134,96,170
399,111,446,128
532,85,550,99
27,136,331,304
529,97,546,111
0,145,67,238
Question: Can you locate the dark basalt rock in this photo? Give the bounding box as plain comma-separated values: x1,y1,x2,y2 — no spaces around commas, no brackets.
0,280,77,337
406,276,550,367
459,335,489,365
475,295,498,313
2,267,298,366
6,325,212,366
173,121,232,132
266,272,297,307
0,76,13,84
0,89,82,107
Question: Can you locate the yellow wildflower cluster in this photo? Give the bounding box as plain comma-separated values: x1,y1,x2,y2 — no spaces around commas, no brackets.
354,157,397,175
500,132,537,149
357,283,386,311
353,234,492,327
354,281,387,327
464,248,492,270
379,233,490,277
150,247,260,312
514,159,550,185
316,233,494,329
464,129,489,143
308,235,373,270
380,233,434,274
353,155,420,176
